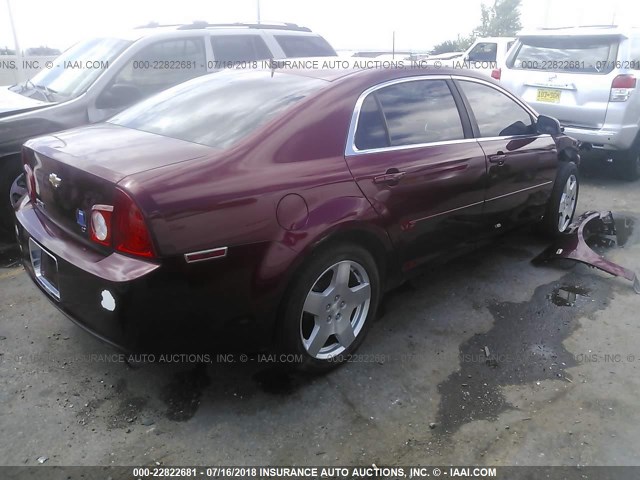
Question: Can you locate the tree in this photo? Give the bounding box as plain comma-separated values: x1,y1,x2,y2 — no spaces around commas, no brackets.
475,0,522,37
430,36,473,55
430,0,522,54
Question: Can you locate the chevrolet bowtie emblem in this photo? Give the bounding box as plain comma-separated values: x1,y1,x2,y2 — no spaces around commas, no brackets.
48,173,62,188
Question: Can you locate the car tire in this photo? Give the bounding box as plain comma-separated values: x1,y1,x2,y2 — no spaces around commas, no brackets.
0,157,23,243
614,145,640,181
278,243,380,373
541,162,579,237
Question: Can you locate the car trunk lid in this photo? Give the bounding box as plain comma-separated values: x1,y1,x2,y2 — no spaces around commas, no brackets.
23,123,213,242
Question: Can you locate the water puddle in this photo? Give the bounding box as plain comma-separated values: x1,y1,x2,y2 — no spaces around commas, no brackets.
549,285,591,307
436,272,611,434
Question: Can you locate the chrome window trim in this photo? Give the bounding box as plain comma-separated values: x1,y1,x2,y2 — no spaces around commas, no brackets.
345,75,469,156
345,74,546,156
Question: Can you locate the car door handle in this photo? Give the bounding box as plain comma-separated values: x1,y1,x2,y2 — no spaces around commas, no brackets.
489,152,507,165
373,169,406,185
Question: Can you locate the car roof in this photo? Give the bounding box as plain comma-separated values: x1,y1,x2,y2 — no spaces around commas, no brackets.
111,22,321,42
272,60,495,84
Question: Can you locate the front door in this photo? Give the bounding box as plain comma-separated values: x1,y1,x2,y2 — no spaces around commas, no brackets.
455,79,558,233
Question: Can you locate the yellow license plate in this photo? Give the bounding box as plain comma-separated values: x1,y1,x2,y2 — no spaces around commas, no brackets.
537,89,561,103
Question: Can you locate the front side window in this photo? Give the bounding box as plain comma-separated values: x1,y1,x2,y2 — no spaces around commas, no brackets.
211,35,272,62
458,80,534,138
359,79,464,148
111,38,206,97
110,70,326,149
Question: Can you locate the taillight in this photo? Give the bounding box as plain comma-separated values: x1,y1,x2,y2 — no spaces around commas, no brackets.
113,189,155,258
610,74,636,102
88,189,155,258
491,68,502,80
89,205,113,246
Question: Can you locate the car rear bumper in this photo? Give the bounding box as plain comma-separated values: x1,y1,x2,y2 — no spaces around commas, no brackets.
15,201,277,353
562,124,637,151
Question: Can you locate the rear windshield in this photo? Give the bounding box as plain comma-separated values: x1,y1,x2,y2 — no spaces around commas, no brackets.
510,36,619,74
274,35,337,58
109,70,326,148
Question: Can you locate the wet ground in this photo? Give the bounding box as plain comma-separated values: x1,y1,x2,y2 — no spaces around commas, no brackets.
1,161,640,467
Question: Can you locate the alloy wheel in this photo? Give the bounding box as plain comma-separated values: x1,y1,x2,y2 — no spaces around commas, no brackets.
558,174,578,232
299,260,371,360
9,174,27,210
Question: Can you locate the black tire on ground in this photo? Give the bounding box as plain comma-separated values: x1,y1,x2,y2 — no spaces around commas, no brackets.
0,156,23,243
540,161,580,238
614,144,640,181
278,243,380,373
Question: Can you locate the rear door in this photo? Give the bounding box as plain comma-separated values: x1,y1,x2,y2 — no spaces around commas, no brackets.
455,78,558,232
504,35,621,128
344,77,487,269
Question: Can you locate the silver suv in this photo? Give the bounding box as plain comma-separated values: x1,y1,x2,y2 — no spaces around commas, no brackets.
0,22,336,241
499,26,640,179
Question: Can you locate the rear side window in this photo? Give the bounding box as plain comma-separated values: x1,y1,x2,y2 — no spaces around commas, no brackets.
274,35,336,58
372,80,464,147
109,70,326,149
510,36,619,74
211,35,272,62
355,95,389,150
458,81,534,138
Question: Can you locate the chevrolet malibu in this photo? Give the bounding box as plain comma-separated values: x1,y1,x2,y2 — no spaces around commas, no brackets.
14,67,580,371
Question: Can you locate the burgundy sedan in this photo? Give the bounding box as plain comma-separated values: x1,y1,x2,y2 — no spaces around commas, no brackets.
14,67,579,371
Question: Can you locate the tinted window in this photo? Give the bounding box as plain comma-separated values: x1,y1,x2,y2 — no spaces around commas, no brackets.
211,35,272,62
110,70,326,149
458,81,534,137
467,43,497,62
355,95,389,150
374,80,464,147
511,37,618,74
631,40,640,70
112,38,206,97
274,35,336,57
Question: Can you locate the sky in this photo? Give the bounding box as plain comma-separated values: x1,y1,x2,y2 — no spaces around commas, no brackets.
0,0,636,53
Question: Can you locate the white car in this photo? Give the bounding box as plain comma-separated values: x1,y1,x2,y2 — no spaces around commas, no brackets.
499,26,640,179
428,37,516,77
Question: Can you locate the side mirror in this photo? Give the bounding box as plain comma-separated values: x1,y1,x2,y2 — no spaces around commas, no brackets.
536,115,562,135
95,84,142,110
